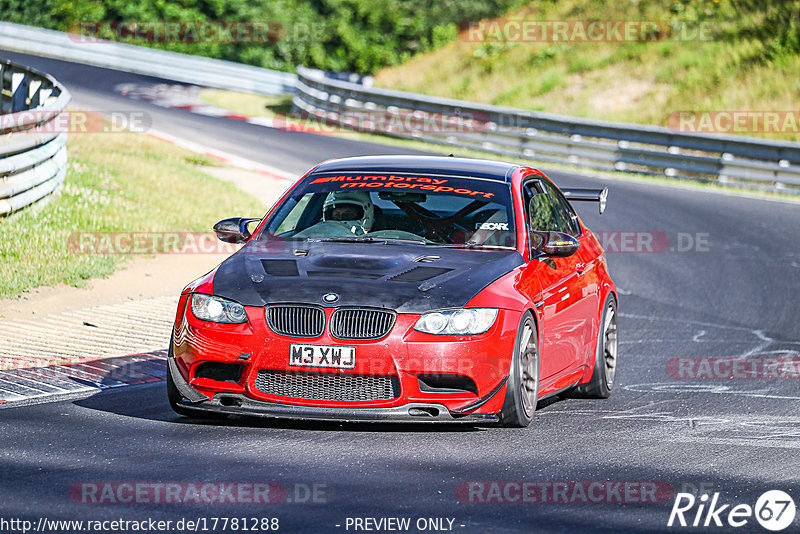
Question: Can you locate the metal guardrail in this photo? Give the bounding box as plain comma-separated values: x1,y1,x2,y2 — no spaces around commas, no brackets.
3,22,797,193
0,22,296,96
294,66,800,193
0,60,70,215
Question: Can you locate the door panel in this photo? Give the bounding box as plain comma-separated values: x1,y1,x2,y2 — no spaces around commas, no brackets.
518,258,584,380
518,183,580,380
540,180,599,370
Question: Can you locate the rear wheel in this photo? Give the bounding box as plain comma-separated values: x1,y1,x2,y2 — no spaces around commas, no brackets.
500,312,540,427
571,294,618,399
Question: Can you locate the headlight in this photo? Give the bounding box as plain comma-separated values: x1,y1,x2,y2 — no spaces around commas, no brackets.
190,293,248,324
414,308,498,335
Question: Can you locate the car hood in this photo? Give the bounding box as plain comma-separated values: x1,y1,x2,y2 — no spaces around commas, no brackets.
212,240,524,313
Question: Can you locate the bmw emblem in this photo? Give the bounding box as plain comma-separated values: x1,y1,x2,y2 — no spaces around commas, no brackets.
322,293,339,304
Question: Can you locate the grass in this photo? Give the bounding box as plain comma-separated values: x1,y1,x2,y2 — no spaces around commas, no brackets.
373,0,800,142
0,130,264,299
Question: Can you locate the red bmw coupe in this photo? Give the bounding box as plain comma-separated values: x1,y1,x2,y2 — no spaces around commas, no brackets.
168,155,617,426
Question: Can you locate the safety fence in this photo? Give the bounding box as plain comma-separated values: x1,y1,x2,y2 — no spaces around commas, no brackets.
294,66,800,193
0,60,70,215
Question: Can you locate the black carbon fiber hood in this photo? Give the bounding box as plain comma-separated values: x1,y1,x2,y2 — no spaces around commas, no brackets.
212,240,523,313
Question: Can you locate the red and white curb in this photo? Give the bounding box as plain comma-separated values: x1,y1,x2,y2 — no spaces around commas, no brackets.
117,82,331,137
116,83,300,181
0,296,178,403
0,351,167,404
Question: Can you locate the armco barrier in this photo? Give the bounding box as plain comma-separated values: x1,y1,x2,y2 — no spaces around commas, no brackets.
0,60,70,215
3,21,798,193
0,22,296,96
293,66,800,193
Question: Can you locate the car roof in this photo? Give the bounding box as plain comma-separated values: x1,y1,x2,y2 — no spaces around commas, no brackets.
309,155,520,182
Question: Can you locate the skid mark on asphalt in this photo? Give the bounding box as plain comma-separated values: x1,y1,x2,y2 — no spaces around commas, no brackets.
543,312,800,448
619,311,800,361
537,406,800,448
624,382,800,401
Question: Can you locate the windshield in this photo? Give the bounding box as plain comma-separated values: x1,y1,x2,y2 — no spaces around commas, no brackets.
260,173,516,248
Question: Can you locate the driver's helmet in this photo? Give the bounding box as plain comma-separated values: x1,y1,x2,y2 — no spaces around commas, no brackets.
322,191,374,233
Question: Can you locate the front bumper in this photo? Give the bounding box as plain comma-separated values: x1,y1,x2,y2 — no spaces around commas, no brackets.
170,295,520,421
169,355,499,423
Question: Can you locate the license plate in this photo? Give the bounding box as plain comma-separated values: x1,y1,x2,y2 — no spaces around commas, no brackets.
289,344,356,369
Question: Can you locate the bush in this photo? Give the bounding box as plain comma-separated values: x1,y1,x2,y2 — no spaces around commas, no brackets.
0,0,526,73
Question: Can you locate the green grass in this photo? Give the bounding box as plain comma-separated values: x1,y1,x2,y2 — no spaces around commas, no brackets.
0,131,264,299
373,0,800,142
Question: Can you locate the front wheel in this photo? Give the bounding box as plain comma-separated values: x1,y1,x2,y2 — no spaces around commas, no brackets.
500,312,540,427
571,294,618,399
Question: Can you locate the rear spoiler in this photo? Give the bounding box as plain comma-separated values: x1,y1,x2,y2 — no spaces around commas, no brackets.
562,187,608,214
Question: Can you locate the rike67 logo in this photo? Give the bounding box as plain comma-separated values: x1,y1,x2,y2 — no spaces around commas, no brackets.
668,490,796,531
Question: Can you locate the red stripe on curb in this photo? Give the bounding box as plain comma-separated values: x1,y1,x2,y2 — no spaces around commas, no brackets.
0,351,169,404
257,169,293,181
123,83,338,138
202,152,228,162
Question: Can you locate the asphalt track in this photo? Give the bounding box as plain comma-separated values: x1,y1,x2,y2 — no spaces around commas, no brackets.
2,51,800,533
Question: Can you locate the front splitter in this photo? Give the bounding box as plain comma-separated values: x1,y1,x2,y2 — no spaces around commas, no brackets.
178,393,499,424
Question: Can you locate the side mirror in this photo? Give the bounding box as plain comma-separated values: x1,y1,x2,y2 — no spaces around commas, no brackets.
213,217,261,244
530,231,579,258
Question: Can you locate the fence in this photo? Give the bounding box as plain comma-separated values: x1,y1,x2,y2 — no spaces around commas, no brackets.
4,21,799,194
293,67,800,193
0,60,70,215
0,22,296,96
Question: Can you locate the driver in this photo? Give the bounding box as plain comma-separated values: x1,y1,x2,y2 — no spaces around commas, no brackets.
322,191,375,235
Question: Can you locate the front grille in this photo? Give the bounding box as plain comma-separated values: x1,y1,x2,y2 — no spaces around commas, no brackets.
330,308,396,340
255,370,400,401
265,305,324,338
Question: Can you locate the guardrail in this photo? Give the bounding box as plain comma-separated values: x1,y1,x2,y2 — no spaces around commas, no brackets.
294,66,800,193
0,22,296,96
0,60,70,215
4,22,797,193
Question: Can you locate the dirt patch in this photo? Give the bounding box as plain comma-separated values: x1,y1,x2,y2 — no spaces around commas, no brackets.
587,75,669,115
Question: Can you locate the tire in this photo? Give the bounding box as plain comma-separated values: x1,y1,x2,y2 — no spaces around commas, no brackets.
571,294,618,399
500,311,540,427
167,344,227,420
